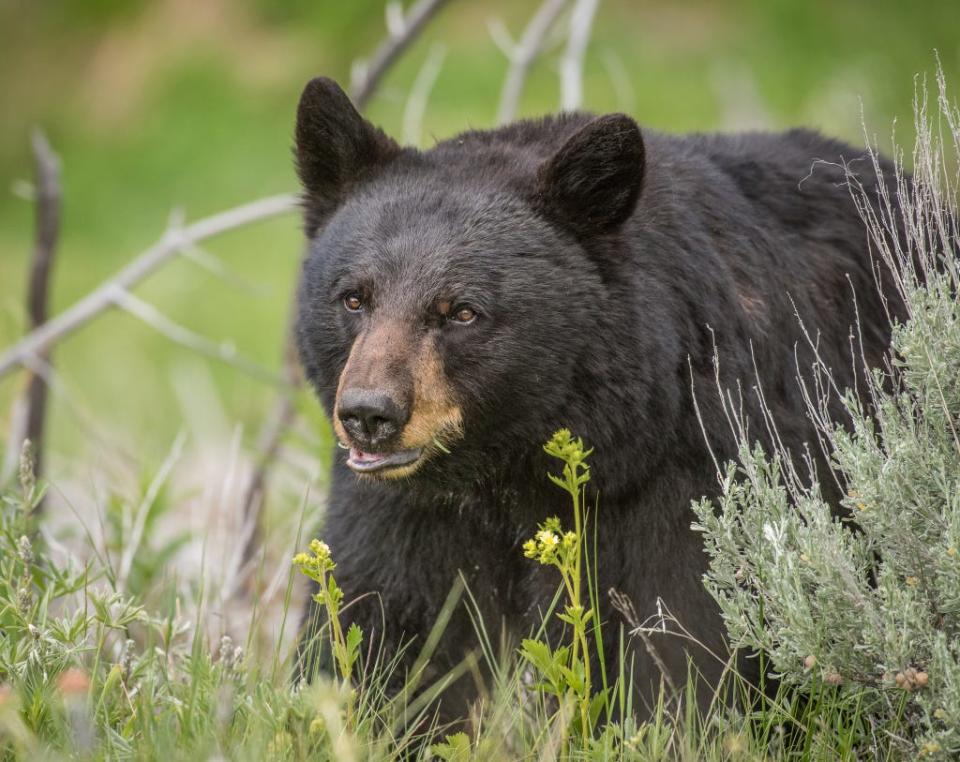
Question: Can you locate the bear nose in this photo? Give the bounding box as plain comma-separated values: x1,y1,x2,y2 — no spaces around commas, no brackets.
337,389,407,449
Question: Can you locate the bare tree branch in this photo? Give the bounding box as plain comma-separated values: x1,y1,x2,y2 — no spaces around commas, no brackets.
0,193,297,380
402,43,447,145
111,289,290,387
350,0,456,110
15,130,62,498
237,307,301,570
601,49,636,113
560,0,600,111
495,0,569,125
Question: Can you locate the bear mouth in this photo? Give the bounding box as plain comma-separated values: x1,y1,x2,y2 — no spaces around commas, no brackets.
346,447,423,474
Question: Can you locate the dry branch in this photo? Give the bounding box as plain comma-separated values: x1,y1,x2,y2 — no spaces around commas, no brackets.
350,0,456,110
495,0,569,125
0,193,297,380
112,289,289,387
16,130,62,496
237,300,301,568
560,0,600,111
402,43,447,145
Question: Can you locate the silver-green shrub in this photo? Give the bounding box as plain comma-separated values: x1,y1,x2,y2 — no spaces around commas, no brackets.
693,69,960,760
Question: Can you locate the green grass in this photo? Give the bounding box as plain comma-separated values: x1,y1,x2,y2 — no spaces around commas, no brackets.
0,438,919,760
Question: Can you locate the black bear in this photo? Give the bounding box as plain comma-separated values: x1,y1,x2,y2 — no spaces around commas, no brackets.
293,76,902,716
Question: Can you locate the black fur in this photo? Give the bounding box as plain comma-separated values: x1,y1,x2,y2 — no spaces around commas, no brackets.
293,77,904,718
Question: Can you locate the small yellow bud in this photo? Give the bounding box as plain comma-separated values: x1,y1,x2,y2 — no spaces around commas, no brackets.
856,502,867,511
919,741,941,756
933,708,948,720
947,546,957,557
309,539,331,559
905,576,919,587
799,553,810,563
543,516,562,533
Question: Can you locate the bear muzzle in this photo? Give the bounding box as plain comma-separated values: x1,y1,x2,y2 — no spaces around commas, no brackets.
333,327,464,479
336,388,423,475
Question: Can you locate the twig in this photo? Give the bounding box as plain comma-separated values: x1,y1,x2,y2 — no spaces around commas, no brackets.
179,241,269,297
111,289,290,387
402,43,447,145
237,300,302,570
16,130,61,499
0,193,297,380
495,0,569,125
350,0,456,110
601,49,635,113
609,588,679,699
560,0,600,111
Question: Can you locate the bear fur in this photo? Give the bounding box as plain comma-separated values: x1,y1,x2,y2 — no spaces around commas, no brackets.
293,76,903,717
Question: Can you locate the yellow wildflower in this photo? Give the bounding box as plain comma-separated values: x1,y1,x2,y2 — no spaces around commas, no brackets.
310,539,331,559
537,529,559,548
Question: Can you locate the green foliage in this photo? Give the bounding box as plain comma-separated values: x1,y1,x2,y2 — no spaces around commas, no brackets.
0,429,935,759
693,73,960,760
0,446,422,760
292,539,362,725
520,429,604,742
429,731,471,761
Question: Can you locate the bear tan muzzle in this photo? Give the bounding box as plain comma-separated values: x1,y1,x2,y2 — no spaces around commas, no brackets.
334,320,463,478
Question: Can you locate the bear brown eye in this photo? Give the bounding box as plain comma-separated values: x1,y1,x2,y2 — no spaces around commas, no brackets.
344,293,363,312
451,306,477,325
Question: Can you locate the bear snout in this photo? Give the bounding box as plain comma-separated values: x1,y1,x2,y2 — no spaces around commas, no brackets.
337,388,409,450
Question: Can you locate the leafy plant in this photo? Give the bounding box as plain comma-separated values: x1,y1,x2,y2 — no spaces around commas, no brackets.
520,429,606,742
292,539,363,726
693,69,960,760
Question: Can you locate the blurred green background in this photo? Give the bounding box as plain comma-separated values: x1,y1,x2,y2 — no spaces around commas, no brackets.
0,0,957,473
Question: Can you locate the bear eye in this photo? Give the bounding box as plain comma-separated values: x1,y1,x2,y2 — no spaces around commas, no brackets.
343,292,363,312
450,306,477,325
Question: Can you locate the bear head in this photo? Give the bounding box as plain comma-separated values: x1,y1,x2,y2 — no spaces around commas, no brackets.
294,77,646,486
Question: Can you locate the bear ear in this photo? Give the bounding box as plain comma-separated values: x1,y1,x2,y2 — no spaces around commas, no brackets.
535,114,645,236
295,77,401,234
